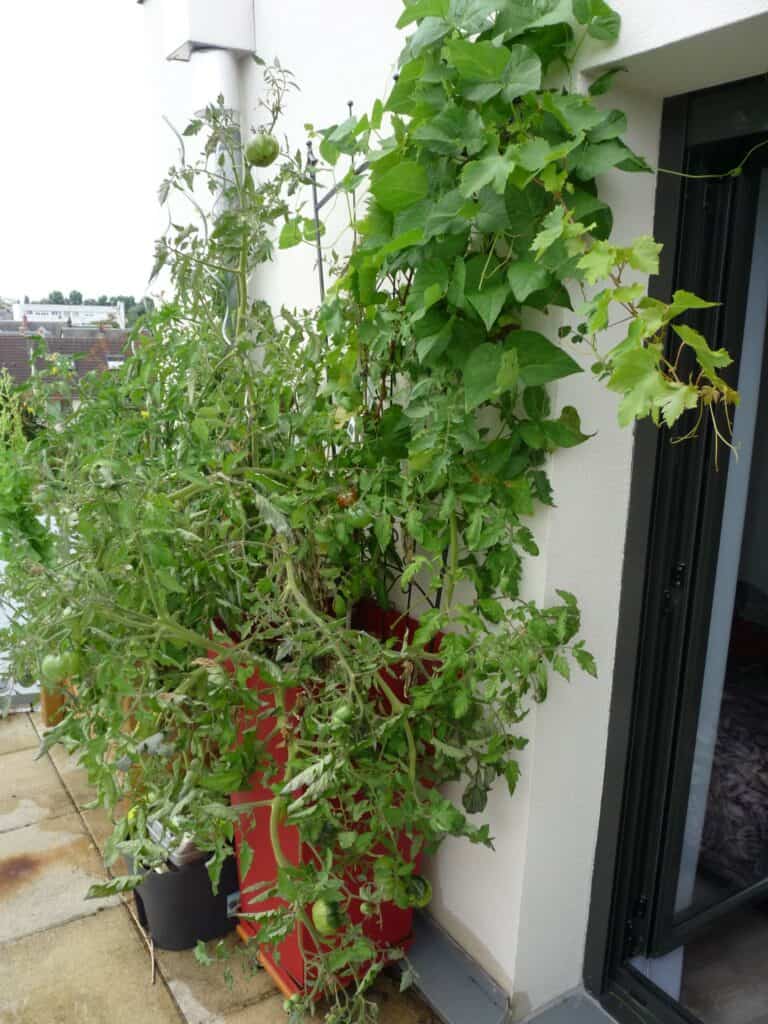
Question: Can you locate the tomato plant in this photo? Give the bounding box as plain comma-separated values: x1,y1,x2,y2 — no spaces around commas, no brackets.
0,5,737,1023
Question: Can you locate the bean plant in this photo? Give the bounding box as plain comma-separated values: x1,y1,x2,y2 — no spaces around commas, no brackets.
0,2,737,1022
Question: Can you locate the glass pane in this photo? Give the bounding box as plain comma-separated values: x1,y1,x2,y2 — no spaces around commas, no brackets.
674,185,768,920
633,901,768,1024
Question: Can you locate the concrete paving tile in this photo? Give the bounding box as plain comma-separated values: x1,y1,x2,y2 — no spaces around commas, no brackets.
0,811,118,942
0,905,184,1024
372,977,437,1024
158,934,276,1024
82,801,128,854
0,714,39,756
49,744,96,808
223,995,313,1023
0,747,74,833
220,977,435,1024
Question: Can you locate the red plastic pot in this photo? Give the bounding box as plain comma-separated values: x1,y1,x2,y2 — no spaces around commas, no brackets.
230,600,438,997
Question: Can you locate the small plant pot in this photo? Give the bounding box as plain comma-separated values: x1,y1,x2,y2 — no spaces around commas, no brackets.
128,854,239,951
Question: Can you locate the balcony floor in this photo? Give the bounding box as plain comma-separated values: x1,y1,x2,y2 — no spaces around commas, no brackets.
0,713,436,1024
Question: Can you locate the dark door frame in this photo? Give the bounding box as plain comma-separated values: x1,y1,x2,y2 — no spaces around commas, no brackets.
584,75,768,1024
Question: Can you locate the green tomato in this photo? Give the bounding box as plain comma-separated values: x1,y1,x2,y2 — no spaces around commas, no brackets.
359,901,376,917
311,898,345,937
61,651,81,679
245,132,280,168
406,875,432,909
41,654,66,684
332,595,347,618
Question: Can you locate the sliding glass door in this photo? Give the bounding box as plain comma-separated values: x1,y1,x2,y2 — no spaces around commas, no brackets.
589,75,768,1024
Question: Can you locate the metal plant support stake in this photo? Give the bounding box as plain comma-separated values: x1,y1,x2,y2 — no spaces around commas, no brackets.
307,102,369,305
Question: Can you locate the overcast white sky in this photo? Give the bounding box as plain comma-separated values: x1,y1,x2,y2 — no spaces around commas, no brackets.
0,2,159,302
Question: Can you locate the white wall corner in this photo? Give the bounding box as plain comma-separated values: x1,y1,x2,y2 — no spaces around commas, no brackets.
161,0,256,61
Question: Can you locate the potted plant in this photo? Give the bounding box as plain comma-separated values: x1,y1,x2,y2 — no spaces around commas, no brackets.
0,4,738,1022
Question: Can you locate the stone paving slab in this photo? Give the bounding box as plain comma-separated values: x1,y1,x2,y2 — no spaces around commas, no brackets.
0,811,117,943
5,718,440,1024
82,802,127,854
49,744,96,809
0,746,74,833
222,995,308,1023
0,905,183,1024
158,933,276,1024
0,714,39,756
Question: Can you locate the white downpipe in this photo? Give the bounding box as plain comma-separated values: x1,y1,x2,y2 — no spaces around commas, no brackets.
186,48,241,117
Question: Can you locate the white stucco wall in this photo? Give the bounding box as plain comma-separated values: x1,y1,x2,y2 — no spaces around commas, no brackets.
140,0,768,1014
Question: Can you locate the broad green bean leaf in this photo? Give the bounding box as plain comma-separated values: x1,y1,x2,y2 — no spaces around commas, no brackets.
378,228,425,258
573,0,621,41
521,22,575,73
386,58,426,113
530,205,566,257
672,325,733,379
505,181,549,234
658,383,701,426
523,385,550,420
626,235,663,274
376,405,411,458
371,161,429,211
541,406,591,447
501,45,542,101
460,148,518,195
565,189,613,239
541,92,604,133
588,66,627,96
516,137,553,173
497,348,520,391
588,109,627,143
448,0,503,31
520,421,546,448
278,219,302,249
413,105,486,155
424,189,476,239
464,343,502,409
577,241,617,284
444,38,510,81
447,257,467,306
416,319,454,363
475,187,510,233
495,0,561,37
507,259,551,301
357,201,393,243
506,330,581,385
401,17,453,60
618,150,653,173
607,344,667,425
398,0,450,27
409,259,452,310
394,198,431,236
568,139,636,180
467,283,509,331
667,289,720,319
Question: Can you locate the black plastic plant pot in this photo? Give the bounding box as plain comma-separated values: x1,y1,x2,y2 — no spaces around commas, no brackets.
129,855,239,951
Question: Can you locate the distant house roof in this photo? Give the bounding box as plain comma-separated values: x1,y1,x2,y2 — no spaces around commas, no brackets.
0,326,130,383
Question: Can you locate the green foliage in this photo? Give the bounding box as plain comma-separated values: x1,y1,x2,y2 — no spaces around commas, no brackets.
0,5,738,1023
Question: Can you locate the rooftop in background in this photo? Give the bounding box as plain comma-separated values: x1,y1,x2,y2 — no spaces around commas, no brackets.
0,325,130,383
11,301,126,329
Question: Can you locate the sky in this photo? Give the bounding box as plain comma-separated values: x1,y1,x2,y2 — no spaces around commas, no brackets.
0,2,160,302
